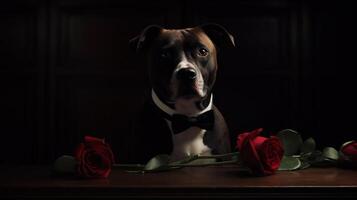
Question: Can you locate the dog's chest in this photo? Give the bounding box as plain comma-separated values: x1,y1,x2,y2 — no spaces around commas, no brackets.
167,98,212,161
165,120,212,161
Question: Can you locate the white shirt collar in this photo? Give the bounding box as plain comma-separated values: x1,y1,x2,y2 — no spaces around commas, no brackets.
151,89,213,116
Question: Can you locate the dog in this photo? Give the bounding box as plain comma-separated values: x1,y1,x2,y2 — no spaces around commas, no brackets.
128,24,235,164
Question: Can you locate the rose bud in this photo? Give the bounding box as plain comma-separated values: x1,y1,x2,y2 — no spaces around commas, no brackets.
340,141,357,162
75,136,115,178
236,128,284,176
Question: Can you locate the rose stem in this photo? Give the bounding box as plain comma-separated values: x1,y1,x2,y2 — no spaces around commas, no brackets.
112,164,144,168
169,160,241,167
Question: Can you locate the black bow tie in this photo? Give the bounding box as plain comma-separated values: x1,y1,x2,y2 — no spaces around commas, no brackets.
171,110,215,134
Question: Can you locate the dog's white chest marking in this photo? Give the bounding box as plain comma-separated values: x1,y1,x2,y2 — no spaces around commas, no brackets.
152,90,213,161
169,98,212,161
166,121,211,161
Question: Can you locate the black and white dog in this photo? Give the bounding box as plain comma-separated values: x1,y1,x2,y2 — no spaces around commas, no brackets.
129,24,235,164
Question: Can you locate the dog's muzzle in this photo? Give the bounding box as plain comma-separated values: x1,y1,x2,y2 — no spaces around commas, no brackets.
175,68,199,97
176,68,197,82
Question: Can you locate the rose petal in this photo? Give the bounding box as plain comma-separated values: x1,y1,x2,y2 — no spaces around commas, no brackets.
74,143,85,160
341,141,357,162
259,137,284,174
85,136,105,144
85,144,114,161
252,136,268,150
241,138,265,176
341,141,357,156
74,136,114,178
236,132,250,151
247,128,264,140
236,128,264,150
102,168,111,178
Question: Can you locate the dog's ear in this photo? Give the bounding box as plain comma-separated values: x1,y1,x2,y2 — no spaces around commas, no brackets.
198,23,235,50
129,25,163,53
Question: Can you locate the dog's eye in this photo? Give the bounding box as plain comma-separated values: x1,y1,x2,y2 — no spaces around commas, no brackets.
197,48,209,57
160,51,170,59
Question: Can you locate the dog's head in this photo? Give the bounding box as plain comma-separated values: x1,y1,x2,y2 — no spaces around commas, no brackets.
131,24,234,106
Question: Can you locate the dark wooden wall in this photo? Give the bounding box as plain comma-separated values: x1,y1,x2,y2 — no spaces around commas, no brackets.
1,0,356,164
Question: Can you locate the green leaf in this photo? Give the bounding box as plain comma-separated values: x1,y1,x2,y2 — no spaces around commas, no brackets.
300,137,316,154
112,164,145,171
303,150,322,160
301,149,338,167
53,155,77,174
322,147,339,161
276,129,303,156
143,154,171,171
302,150,326,164
278,156,301,171
299,161,311,170
310,158,335,167
169,155,199,165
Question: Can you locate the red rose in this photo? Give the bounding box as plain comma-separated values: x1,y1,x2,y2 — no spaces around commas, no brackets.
340,141,357,162
236,128,284,176
75,136,115,178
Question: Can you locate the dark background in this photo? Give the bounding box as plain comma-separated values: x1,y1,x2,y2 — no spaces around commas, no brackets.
0,0,355,164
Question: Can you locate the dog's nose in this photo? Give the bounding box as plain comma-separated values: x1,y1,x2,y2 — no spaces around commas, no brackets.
176,68,197,81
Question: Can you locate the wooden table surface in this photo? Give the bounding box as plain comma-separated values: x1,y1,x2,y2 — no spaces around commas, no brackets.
1,165,357,199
